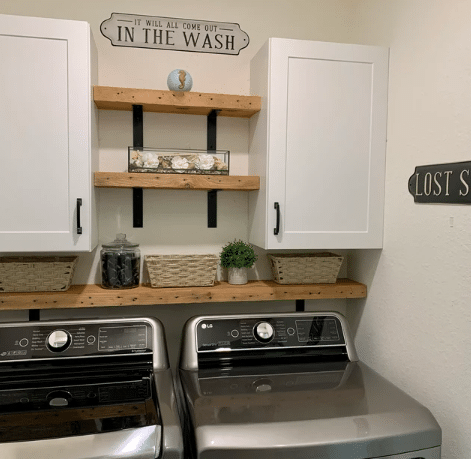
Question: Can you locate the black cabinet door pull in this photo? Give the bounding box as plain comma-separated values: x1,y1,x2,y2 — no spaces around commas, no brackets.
274,202,280,235
77,198,83,235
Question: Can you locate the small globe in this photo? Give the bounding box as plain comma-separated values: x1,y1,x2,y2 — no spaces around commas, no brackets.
167,69,193,92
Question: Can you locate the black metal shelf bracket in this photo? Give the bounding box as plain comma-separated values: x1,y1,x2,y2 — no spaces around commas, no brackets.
207,109,220,151
130,106,221,228
133,187,143,228
207,190,218,228
296,299,305,312
29,309,40,321
207,109,221,228
133,105,144,228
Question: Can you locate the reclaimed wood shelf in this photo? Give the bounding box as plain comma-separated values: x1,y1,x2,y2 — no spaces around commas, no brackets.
0,279,366,311
94,86,261,118
95,172,260,190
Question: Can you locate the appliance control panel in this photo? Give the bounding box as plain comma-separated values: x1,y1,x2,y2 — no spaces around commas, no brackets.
196,315,345,352
0,322,152,361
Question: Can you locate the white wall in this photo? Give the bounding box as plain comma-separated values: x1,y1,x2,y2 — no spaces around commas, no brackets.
346,1,471,458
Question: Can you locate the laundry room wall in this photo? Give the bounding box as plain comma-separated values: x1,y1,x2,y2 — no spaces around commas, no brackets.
0,0,355,364
2,1,466,457
345,1,471,458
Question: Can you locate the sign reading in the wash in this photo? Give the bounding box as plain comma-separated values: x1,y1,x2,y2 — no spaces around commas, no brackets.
408,161,471,204
101,13,249,55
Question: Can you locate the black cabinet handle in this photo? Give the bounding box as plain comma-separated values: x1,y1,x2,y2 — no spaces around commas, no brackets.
76,198,83,235
274,202,280,235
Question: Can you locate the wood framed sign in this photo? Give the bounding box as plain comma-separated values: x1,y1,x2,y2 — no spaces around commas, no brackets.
408,161,471,204
100,13,249,55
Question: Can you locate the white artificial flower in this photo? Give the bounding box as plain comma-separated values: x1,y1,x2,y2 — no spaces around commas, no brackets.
142,152,159,168
195,154,215,170
171,155,189,171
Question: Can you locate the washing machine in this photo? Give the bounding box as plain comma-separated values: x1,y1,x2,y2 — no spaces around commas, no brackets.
0,317,183,459
178,312,441,458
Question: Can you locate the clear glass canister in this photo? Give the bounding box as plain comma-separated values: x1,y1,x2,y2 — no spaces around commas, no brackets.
100,234,140,289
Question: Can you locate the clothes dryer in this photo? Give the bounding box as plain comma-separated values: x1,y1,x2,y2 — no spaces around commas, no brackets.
178,312,441,459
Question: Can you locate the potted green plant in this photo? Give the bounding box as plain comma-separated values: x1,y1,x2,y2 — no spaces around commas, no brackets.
220,240,258,285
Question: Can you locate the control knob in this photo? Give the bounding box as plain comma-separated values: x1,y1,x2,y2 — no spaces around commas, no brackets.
47,330,71,352
254,322,274,343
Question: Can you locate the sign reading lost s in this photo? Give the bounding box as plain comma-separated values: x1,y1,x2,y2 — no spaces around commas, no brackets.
409,161,471,204
101,13,249,55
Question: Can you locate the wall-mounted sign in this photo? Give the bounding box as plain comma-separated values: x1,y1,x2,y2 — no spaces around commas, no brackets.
408,161,471,204
101,13,249,55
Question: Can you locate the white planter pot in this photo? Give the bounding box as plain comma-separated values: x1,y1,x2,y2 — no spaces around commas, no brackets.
227,267,248,285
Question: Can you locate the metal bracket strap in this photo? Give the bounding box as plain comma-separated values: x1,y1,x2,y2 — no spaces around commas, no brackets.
29,309,40,321
296,299,305,312
133,105,144,228
207,110,220,228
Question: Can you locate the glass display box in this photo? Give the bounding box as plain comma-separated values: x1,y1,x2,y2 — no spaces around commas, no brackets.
128,148,230,175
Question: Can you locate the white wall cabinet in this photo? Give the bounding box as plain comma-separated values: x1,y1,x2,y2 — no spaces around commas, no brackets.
0,14,98,252
248,38,389,250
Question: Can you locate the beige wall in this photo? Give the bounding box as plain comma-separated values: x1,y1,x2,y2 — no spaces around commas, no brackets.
0,0,355,93
347,1,471,458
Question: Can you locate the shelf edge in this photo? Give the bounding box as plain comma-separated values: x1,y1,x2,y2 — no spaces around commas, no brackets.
0,279,366,310
93,86,261,118
94,172,260,190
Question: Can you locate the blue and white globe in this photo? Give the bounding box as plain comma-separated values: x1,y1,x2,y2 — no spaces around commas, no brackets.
167,69,193,92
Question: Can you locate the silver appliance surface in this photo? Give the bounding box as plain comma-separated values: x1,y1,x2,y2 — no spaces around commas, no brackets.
0,317,183,459
178,312,441,459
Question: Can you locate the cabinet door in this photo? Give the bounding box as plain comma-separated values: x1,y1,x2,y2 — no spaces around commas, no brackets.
0,15,97,252
251,39,388,250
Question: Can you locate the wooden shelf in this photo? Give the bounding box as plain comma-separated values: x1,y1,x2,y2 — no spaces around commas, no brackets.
0,279,366,311
95,172,260,190
94,86,261,118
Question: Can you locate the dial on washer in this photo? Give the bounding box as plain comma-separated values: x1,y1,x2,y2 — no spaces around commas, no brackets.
254,322,274,343
47,330,71,352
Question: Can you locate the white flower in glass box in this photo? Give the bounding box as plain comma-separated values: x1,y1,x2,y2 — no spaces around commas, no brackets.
171,155,189,172
195,154,215,171
142,151,159,169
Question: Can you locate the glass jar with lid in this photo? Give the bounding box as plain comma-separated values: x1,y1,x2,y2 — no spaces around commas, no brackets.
100,234,140,289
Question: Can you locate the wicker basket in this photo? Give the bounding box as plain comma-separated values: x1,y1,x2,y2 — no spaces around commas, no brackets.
268,252,343,284
0,256,78,292
145,254,218,288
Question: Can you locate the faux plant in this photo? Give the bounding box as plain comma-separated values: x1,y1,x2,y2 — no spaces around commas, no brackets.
220,240,258,269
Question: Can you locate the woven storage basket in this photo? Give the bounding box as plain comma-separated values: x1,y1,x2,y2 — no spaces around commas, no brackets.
268,252,343,284
145,254,218,288
0,256,78,292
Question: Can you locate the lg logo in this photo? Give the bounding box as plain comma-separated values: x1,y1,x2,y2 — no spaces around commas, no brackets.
201,323,213,329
